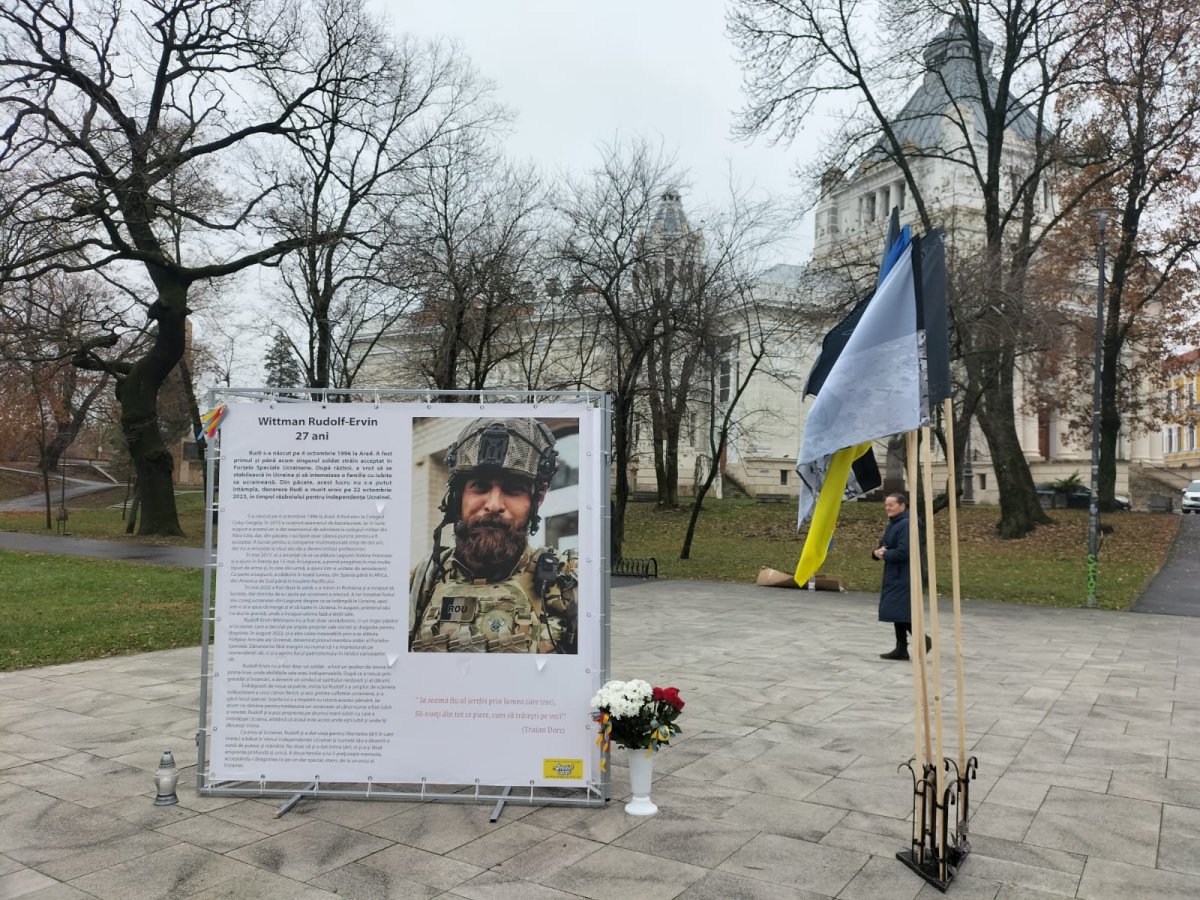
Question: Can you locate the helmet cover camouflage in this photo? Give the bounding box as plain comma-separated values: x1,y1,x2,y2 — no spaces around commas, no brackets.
447,418,558,492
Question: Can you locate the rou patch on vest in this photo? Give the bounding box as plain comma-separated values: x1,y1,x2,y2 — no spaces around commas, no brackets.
439,595,477,622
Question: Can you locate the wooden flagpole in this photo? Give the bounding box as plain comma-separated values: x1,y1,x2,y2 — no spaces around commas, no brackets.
920,425,947,876
905,431,932,769
944,400,968,779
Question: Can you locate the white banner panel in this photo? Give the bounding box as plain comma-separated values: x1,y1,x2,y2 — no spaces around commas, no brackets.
211,402,604,788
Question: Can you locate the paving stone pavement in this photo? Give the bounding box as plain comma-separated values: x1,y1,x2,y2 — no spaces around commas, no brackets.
4,581,1200,899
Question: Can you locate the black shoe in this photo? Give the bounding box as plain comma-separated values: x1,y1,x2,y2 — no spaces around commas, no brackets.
880,647,910,660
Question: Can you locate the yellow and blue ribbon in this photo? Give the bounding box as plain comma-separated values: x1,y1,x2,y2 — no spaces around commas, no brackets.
197,405,227,441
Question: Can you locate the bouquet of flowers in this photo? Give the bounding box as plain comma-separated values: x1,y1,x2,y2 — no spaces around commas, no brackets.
591,679,685,766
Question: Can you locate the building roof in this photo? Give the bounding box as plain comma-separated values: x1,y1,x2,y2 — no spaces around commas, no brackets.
866,18,1041,163
650,190,691,239
1165,347,1200,372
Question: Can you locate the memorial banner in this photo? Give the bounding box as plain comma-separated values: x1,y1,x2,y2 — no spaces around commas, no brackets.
210,401,604,788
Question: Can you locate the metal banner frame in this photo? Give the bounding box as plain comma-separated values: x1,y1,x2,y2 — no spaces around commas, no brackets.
195,388,612,814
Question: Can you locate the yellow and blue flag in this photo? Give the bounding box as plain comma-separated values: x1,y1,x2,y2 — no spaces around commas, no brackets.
793,209,948,586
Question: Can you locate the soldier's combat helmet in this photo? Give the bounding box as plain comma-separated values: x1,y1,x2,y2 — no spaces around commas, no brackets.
443,418,559,535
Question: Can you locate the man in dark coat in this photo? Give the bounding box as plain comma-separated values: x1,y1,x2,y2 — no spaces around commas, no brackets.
872,492,926,660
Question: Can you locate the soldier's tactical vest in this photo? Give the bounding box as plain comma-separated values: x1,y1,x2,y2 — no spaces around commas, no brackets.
412,550,575,653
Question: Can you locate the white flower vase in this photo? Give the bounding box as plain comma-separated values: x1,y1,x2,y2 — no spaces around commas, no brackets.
625,748,657,816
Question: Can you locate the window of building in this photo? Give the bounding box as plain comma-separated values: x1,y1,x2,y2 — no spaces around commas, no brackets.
880,186,890,214
718,338,737,403
979,473,987,490
897,182,906,211
1043,181,1051,210
540,427,581,553
1189,426,1197,452
780,470,789,486
549,432,580,490
866,193,877,222
828,205,839,234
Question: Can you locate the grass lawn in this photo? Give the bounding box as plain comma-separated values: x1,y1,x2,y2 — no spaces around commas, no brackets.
0,468,44,501
624,498,1179,611
0,550,204,671
0,495,1178,672
0,488,208,546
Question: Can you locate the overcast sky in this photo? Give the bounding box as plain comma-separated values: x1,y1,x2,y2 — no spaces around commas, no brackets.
377,0,821,262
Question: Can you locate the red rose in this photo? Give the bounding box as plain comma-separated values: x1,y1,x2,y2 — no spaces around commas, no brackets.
661,687,684,711
652,687,665,701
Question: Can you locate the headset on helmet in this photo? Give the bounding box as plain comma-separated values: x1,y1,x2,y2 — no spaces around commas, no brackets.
440,417,559,535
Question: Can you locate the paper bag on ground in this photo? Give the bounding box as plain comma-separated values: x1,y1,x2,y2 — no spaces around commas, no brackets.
756,567,800,588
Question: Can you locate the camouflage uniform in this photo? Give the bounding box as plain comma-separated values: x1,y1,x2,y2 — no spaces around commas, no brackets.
410,547,578,653
408,416,577,654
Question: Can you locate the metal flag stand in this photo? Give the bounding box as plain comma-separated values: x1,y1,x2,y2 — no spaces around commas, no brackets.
194,387,613,820
895,400,979,891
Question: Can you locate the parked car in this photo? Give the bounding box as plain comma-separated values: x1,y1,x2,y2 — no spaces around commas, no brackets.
1064,486,1131,510
1183,480,1200,514
1038,485,1131,510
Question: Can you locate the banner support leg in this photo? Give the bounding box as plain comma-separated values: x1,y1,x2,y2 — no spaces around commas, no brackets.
274,781,317,819
489,785,514,823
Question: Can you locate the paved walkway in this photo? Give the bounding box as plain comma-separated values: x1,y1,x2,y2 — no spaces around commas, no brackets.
0,532,206,568
5,582,1200,899
0,467,117,512
1131,513,1200,616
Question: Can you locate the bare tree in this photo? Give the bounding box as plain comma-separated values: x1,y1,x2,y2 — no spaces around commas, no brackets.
641,186,798,508
0,272,137,525
558,138,683,557
681,283,804,559
1053,0,1200,508
508,276,610,392
261,1,499,391
728,0,1105,537
0,0,357,534
393,130,551,392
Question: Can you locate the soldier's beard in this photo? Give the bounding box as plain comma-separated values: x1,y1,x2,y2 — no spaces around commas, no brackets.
455,517,527,580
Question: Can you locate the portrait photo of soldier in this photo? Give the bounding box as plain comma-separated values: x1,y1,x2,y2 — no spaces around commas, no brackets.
408,416,580,654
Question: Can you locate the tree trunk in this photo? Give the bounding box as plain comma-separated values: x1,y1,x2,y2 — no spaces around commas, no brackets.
664,429,680,507
975,355,1049,538
681,436,725,559
1098,341,1122,511
38,427,76,530
611,399,634,560
1097,299,1125,512
115,285,187,537
41,467,52,530
651,433,669,508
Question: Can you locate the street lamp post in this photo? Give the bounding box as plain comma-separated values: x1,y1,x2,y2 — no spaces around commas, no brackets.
1086,209,1117,608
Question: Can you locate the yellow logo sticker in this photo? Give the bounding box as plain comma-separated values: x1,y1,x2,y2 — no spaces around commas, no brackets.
543,758,583,779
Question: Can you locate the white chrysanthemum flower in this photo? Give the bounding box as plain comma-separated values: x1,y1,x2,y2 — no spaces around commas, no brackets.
624,679,652,700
